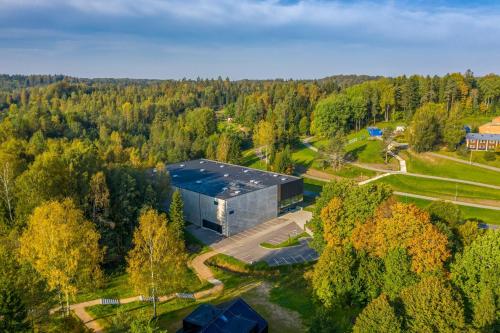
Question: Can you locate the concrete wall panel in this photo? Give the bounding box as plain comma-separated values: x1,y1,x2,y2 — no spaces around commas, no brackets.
176,187,201,226
226,185,278,236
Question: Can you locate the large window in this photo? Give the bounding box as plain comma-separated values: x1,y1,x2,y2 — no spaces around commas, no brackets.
202,219,222,233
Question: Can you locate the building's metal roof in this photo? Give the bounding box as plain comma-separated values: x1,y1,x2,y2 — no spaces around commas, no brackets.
179,298,268,333
166,159,301,199
466,133,500,141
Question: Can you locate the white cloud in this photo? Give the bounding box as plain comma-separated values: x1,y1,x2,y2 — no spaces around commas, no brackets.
0,0,499,43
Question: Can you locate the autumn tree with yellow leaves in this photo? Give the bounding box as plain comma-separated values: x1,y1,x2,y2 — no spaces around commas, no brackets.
127,208,187,318
351,202,450,273
19,199,103,316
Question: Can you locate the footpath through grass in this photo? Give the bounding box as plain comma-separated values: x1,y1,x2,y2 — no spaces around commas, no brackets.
85,254,319,333
376,174,500,205
436,150,500,168
395,195,500,225
403,151,500,186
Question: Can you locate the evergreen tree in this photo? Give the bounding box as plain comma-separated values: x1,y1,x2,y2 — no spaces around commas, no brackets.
169,190,185,243
0,284,31,333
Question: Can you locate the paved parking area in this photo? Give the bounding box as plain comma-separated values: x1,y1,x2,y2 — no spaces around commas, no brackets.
186,210,318,266
264,223,302,245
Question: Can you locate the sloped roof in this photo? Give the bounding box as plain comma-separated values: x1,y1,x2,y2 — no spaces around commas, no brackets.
466,133,500,141
179,297,268,333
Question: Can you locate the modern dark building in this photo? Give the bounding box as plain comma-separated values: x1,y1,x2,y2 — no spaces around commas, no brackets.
177,298,268,333
166,159,303,236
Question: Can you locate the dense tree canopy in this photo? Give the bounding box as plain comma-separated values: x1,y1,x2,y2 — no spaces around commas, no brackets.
0,72,498,330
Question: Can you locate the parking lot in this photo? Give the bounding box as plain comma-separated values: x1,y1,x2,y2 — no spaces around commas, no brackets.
186,210,318,266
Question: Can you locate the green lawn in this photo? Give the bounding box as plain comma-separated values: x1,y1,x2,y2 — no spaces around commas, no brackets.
436,150,500,168
85,260,314,333
241,149,267,170
394,195,500,225
291,142,320,169
76,273,134,303
310,136,393,166
345,139,386,164
402,151,500,186
329,164,377,179
461,115,495,128
292,143,377,179
376,174,500,204
76,264,207,305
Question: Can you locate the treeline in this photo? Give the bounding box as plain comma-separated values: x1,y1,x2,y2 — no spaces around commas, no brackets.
309,180,498,333
313,71,500,140
0,71,499,330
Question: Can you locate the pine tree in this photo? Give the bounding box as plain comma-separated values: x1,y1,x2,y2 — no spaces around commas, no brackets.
0,284,31,332
169,190,185,243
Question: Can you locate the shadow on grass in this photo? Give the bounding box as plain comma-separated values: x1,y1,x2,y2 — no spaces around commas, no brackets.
345,143,367,161
242,155,262,167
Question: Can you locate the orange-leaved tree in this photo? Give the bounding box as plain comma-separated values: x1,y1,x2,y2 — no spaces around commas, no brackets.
351,202,449,273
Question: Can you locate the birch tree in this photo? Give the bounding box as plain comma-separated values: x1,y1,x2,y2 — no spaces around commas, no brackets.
0,153,16,225
19,199,103,316
127,208,187,318
253,120,275,165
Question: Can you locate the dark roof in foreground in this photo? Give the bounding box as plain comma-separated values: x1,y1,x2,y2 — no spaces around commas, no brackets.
166,159,300,199
178,297,268,333
466,133,500,141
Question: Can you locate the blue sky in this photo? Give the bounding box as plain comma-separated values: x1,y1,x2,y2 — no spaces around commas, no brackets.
0,0,499,79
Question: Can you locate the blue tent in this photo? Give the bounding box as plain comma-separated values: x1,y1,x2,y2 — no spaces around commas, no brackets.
367,127,383,137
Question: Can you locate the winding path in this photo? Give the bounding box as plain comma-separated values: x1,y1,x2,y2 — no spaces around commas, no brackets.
300,137,500,211
301,138,500,189
52,251,222,333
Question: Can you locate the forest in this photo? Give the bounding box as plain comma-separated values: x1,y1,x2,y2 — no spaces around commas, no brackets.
0,71,499,332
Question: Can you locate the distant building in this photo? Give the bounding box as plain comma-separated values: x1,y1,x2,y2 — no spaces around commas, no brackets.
177,298,268,333
479,116,500,135
367,127,383,137
466,133,500,151
166,159,303,236
395,125,406,133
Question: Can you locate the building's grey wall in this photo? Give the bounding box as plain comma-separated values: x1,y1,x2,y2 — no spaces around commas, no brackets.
225,185,278,236
175,187,202,226
175,186,227,233
199,194,226,228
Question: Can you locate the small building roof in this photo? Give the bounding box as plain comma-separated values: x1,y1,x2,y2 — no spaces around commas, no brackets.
179,298,268,333
166,159,301,199
466,133,500,141
367,127,383,136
